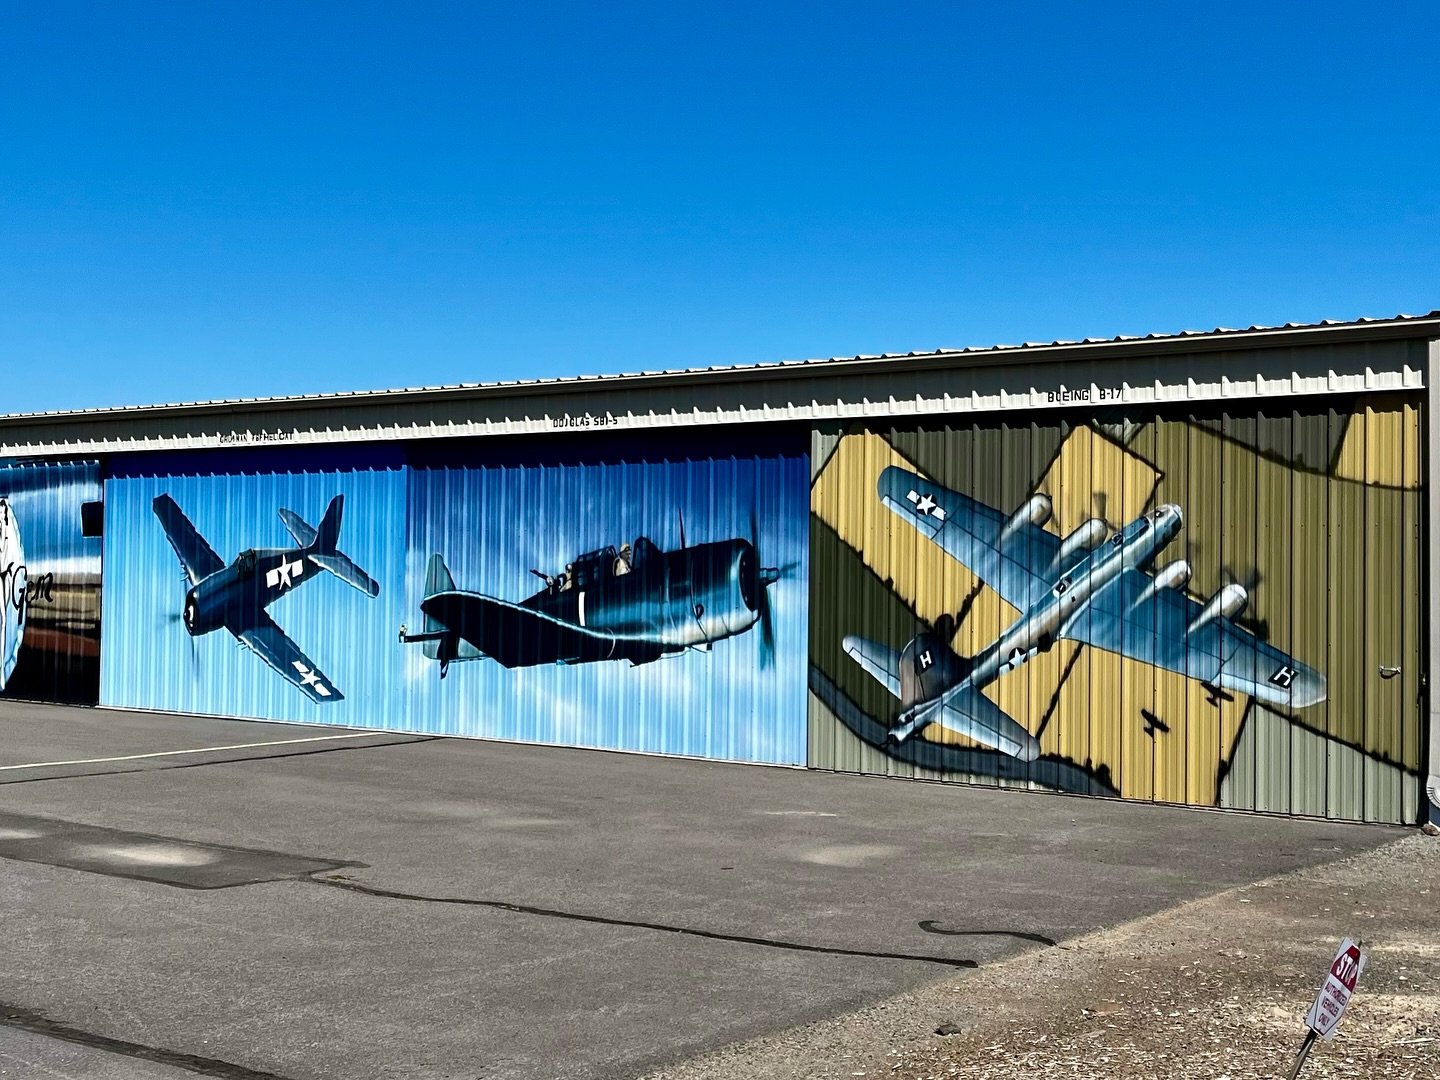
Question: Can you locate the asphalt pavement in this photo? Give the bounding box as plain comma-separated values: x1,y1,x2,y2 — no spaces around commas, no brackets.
0,700,1402,1079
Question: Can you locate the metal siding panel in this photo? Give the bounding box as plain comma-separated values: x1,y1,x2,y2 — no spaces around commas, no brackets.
1403,398,1425,822
1289,410,1332,817
1218,413,1259,808
1327,406,1367,820
1252,408,1295,814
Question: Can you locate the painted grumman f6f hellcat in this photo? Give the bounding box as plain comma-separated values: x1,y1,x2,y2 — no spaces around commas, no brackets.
843,466,1327,762
153,494,379,702
401,523,789,673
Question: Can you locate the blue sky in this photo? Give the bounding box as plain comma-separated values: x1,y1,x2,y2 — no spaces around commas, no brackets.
3,2,1437,413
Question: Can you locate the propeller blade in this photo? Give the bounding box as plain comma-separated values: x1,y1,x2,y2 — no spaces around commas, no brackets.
757,587,775,670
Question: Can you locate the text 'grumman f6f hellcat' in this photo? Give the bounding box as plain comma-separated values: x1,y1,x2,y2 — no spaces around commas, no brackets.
844,466,1326,762
401,520,790,673
153,494,379,702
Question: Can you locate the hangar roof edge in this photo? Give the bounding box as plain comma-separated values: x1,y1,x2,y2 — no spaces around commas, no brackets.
3,310,1437,427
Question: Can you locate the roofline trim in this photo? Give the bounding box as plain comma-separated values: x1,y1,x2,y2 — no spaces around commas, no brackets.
3,311,1437,430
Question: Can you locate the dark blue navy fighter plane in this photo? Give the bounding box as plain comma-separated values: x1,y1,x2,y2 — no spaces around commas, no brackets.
153,494,379,702
844,466,1326,761
401,526,786,673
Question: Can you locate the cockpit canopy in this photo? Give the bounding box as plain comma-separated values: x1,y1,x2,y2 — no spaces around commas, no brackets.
548,536,662,592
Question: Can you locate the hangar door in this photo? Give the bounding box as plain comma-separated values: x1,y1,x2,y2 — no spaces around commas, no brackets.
808,394,1425,825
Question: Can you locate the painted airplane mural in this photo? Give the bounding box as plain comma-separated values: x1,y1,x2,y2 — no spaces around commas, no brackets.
402,524,790,673
843,466,1327,761
153,495,379,702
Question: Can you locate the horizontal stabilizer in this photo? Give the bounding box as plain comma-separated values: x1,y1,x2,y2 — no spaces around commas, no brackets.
894,685,1040,762
308,553,380,598
842,634,902,699
278,507,318,548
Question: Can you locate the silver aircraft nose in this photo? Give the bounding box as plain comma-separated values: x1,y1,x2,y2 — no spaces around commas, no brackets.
1163,503,1184,528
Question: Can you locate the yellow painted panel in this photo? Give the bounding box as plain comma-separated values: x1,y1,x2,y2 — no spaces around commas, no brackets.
1333,395,1422,488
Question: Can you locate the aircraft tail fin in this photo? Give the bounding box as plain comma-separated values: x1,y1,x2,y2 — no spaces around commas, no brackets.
420,554,483,662
294,495,380,598
313,495,344,554
896,631,972,711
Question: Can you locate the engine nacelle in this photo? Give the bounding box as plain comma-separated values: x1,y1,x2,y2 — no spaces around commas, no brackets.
1133,560,1191,609
1000,493,1053,544
1054,517,1108,567
1187,583,1247,635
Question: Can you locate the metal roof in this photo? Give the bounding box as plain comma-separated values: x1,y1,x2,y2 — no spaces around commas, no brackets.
1,310,1437,428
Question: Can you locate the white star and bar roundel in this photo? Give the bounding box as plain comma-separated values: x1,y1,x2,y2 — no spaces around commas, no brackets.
905,488,947,521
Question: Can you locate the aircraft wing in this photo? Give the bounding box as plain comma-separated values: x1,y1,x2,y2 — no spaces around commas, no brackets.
1061,568,1326,709
877,466,1059,611
233,610,343,703
152,495,225,585
420,590,664,668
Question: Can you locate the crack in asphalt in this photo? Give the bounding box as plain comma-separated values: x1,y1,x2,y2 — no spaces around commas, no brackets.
0,1001,299,1080
311,875,980,969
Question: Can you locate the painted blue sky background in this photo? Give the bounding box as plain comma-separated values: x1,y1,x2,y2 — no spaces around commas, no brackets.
3,2,1437,413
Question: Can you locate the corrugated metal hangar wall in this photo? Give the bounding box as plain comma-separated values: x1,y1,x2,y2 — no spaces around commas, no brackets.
0,316,1436,826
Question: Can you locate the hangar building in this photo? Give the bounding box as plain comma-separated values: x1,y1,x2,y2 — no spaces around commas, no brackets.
1,312,1436,827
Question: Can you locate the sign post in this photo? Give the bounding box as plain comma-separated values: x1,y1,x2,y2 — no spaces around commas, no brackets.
1288,938,1367,1079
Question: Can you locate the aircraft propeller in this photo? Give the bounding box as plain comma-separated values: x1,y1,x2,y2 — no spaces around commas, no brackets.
161,580,200,674
747,504,792,669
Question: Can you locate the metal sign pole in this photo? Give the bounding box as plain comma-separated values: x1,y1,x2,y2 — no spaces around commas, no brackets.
1286,1029,1318,1080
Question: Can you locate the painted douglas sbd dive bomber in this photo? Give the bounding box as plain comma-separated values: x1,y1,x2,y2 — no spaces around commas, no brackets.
401,518,790,674
843,467,1326,762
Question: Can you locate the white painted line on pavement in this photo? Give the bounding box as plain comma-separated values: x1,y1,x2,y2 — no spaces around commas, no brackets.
0,731,382,771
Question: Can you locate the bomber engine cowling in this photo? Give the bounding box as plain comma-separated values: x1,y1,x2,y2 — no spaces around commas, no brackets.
1186,583,1248,635
1000,494,1053,543
1054,517,1108,567
1133,560,1191,609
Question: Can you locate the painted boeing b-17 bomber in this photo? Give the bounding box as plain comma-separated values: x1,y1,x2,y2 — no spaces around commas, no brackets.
153,494,379,702
844,466,1327,762
401,517,789,673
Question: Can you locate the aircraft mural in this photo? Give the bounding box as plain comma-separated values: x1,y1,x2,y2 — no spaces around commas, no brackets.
843,466,1327,761
153,493,380,702
402,520,792,673
0,499,24,689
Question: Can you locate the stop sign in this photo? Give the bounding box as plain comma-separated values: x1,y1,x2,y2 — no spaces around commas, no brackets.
1304,938,1366,1041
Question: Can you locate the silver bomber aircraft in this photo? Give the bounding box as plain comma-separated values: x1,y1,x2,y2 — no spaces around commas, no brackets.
843,466,1327,761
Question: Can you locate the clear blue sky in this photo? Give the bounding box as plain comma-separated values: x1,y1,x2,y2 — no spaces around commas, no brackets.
3,3,1436,413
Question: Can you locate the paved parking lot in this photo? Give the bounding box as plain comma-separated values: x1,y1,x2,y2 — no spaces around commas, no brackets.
0,701,1401,1079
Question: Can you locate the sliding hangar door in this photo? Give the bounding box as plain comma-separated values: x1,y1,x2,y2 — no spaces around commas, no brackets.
809,394,1426,824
